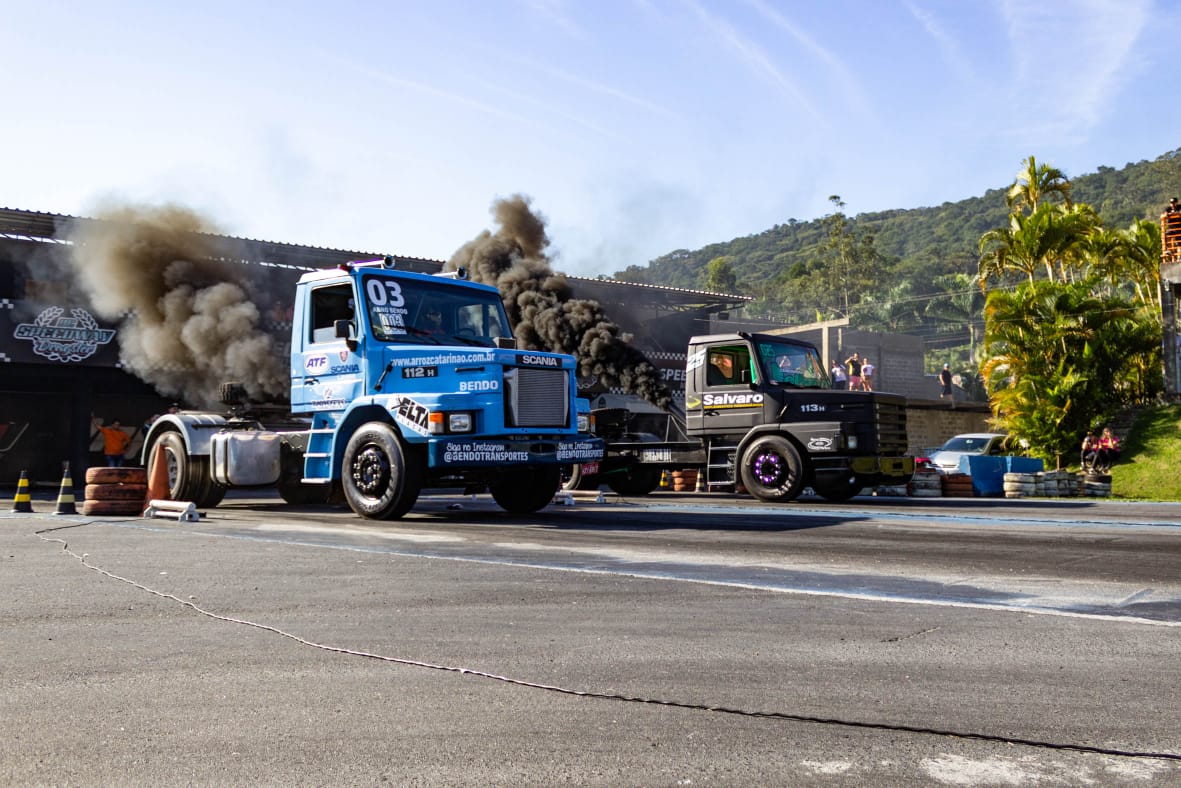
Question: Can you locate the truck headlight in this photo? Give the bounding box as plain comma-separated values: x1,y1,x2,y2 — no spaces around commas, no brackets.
846,435,858,450
578,413,592,433
428,412,473,434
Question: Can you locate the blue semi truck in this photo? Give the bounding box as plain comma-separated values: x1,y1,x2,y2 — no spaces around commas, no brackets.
140,257,604,519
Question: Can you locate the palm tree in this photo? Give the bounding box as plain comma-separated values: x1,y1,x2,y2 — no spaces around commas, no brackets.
981,279,1156,466
978,202,1098,289
925,273,985,360
1006,155,1072,215
1117,218,1163,314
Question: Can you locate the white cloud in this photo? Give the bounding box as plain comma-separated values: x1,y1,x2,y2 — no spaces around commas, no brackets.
999,0,1151,136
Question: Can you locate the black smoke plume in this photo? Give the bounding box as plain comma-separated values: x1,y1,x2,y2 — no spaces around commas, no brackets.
448,195,672,409
63,203,288,409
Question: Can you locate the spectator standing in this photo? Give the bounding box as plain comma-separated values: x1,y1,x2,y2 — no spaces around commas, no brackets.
939,363,953,400
830,360,847,389
92,416,132,467
860,358,875,391
844,352,862,391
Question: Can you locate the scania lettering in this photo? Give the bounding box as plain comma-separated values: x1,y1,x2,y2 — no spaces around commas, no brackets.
140,256,604,519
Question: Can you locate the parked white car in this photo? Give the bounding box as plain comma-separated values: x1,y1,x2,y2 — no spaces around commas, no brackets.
928,433,1008,474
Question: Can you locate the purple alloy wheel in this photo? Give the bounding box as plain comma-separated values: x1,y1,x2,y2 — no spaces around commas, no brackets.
752,451,785,486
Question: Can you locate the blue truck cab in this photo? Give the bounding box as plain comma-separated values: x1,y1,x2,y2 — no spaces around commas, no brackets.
289,258,603,518
140,257,602,520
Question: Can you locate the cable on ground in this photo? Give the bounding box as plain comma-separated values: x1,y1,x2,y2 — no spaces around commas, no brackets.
34,522,1181,763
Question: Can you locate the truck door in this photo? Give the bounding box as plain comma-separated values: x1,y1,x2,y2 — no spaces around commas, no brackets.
291,283,364,412
685,341,766,437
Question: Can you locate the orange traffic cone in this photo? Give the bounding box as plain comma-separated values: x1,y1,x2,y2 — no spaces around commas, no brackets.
10,470,34,513
143,442,171,514
54,464,78,515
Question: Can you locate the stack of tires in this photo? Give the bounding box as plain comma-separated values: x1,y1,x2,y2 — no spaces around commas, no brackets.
940,472,974,498
1044,472,1072,496
908,467,942,497
1083,470,1112,497
1002,472,1036,498
82,467,147,516
671,469,698,492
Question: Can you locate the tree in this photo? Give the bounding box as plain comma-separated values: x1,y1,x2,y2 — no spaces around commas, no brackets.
701,256,738,293
980,279,1157,467
1006,155,1072,214
814,195,885,317
924,273,985,360
852,280,923,333
977,201,1099,289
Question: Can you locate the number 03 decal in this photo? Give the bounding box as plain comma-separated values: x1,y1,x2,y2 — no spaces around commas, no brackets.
366,279,405,307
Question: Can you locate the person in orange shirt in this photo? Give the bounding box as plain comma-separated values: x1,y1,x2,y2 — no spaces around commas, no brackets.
93,417,132,467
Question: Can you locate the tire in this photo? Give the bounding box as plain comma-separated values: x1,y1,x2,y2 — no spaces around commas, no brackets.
148,431,227,507
813,477,861,502
560,464,583,491
85,467,147,485
277,478,332,505
276,443,331,505
605,465,661,496
342,422,421,520
81,499,143,517
739,436,805,503
560,464,600,491
84,483,148,501
490,466,561,514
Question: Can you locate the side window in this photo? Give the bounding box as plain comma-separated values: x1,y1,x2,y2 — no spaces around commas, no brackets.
310,284,354,344
705,345,753,386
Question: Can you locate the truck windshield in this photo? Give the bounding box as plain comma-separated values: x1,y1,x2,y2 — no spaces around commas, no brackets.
362,274,512,347
754,339,828,388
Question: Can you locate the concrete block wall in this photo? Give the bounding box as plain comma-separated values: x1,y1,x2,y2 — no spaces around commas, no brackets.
905,402,993,455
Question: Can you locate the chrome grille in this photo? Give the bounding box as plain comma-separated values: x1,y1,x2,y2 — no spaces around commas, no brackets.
505,367,569,427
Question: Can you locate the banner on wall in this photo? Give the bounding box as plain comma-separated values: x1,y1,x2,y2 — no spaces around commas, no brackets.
0,300,120,366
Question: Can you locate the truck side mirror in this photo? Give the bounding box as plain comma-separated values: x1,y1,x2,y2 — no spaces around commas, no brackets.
334,319,358,352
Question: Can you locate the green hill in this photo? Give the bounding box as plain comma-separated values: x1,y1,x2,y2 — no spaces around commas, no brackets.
614,148,1181,339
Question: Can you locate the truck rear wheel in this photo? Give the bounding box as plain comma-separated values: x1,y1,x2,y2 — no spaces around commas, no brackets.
491,466,561,514
740,436,804,503
148,431,226,508
342,423,421,520
605,465,660,496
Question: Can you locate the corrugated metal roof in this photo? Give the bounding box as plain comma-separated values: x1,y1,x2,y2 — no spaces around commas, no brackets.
0,206,749,306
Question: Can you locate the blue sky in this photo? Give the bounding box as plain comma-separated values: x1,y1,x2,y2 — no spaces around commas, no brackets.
4,1,1179,277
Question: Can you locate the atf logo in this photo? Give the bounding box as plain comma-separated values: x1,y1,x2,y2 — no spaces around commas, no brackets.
305,354,329,374
14,306,115,362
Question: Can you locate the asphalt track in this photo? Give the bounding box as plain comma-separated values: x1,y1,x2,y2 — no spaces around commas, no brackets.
4,489,1180,785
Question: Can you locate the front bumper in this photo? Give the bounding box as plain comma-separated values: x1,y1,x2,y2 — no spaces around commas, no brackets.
812,455,915,486
431,435,605,467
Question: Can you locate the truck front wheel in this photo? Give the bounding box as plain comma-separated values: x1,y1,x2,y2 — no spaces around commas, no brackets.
342,423,421,520
740,436,804,503
491,466,561,514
